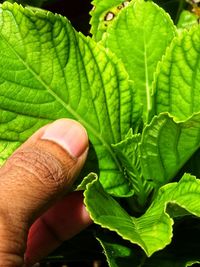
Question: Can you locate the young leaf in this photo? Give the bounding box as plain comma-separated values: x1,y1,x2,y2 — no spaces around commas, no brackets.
154,25,200,120
140,112,200,185
112,130,141,173
0,2,135,196
90,0,130,41
112,132,152,206
84,173,200,256
102,0,176,123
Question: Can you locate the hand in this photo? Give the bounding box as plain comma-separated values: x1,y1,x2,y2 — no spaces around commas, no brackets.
0,119,92,267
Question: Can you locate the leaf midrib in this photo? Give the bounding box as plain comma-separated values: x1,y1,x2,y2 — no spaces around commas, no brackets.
0,29,123,172
143,33,151,123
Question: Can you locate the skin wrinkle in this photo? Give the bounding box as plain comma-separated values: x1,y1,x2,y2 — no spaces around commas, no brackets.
0,140,79,259
2,140,77,189
8,149,69,189
0,148,77,224
0,118,90,266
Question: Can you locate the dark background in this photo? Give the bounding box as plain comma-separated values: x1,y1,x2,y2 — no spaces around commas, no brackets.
44,0,92,35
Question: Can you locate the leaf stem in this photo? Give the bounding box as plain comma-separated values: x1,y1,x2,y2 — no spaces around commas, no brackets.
143,34,152,124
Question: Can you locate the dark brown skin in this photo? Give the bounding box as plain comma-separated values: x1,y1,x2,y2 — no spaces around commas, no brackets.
0,119,92,267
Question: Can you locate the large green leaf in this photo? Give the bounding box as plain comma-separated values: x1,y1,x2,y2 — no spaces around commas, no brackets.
0,2,135,196
154,25,200,120
102,0,176,123
140,112,200,185
84,173,200,256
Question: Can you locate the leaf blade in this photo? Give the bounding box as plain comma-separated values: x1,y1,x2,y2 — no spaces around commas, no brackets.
102,0,176,122
154,25,200,120
0,2,134,196
140,112,200,185
84,173,200,256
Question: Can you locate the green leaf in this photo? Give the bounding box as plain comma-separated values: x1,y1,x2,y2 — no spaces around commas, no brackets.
0,2,134,196
76,173,97,191
84,173,200,256
102,0,176,123
140,112,200,185
97,223,200,267
112,130,141,174
96,232,143,267
186,262,200,266
143,217,200,266
112,131,152,206
97,219,200,267
154,25,200,120
90,0,131,41
177,10,199,30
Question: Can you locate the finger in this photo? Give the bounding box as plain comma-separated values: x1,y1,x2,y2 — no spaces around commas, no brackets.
25,191,92,266
0,119,89,266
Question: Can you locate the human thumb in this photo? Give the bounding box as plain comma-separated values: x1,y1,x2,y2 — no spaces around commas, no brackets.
0,119,89,266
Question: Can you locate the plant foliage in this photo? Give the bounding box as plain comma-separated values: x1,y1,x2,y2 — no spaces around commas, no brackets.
0,0,199,266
